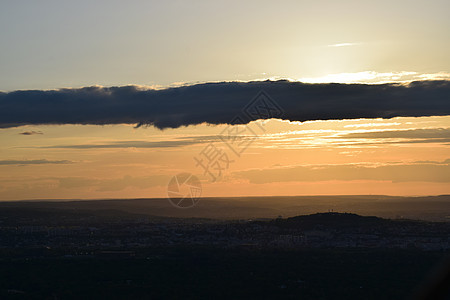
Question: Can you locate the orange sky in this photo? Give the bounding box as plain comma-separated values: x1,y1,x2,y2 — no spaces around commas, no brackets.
1,115,449,200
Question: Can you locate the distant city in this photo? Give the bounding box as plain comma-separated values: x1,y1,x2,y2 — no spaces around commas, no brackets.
1,196,449,255
0,196,449,299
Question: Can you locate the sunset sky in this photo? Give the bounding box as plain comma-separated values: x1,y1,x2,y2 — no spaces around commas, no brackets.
0,0,449,200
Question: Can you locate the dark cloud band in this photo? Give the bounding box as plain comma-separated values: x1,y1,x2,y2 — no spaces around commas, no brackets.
1,80,449,129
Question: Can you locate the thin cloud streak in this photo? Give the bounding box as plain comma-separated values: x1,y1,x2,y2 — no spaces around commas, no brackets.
234,160,450,184
327,42,361,47
340,128,450,139
0,159,72,165
19,131,43,135
38,136,223,149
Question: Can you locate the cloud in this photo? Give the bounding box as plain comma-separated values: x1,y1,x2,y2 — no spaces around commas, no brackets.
334,128,450,145
58,175,169,191
0,80,449,129
343,122,402,128
298,71,421,84
327,42,361,47
40,135,222,149
0,159,72,165
341,128,450,139
412,159,450,165
298,71,450,84
19,130,43,135
234,160,450,184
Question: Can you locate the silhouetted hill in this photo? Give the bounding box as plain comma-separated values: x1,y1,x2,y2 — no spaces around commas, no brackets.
0,195,449,221
271,212,391,229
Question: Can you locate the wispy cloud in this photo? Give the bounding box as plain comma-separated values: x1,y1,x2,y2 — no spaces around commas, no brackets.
417,72,450,81
39,136,222,149
327,42,361,47
343,122,401,128
0,159,72,165
298,71,419,84
58,175,169,191
298,71,450,84
234,160,450,184
340,128,450,139
19,130,43,135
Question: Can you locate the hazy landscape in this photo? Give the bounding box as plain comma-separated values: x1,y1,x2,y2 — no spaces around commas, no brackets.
1,196,449,299
2,195,449,221
1,0,450,299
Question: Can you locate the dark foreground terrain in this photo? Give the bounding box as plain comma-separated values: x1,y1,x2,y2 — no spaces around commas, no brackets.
0,197,449,299
1,247,448,300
